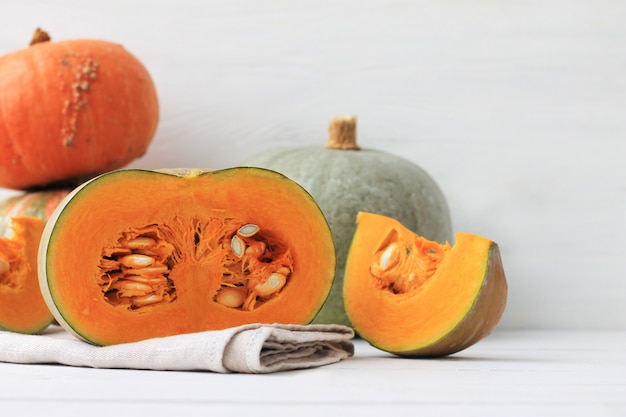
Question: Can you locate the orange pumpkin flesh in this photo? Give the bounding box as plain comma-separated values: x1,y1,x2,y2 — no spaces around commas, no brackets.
0,216,54,333
344,212,507,357
0,29,159,190
39,168,335,346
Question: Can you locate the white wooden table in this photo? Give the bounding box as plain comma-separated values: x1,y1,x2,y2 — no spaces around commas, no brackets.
1,330,624,416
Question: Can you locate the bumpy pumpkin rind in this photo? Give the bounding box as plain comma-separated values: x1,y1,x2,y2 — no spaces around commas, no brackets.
0,36,159,190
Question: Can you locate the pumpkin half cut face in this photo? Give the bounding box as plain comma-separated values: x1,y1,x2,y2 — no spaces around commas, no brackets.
38,168,336,346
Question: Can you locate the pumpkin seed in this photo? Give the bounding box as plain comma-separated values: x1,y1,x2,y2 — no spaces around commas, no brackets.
244,240,266,258
119,254,155,268
125,275,168,285
134,249,160,257
132,293,164,307
379,243,399,270
255,272,287,297
231,235,244,258
276,266,291,276
113,281,153,297
126,237,156,249
125,264,169,277
215,286,246,308
237,223,259,237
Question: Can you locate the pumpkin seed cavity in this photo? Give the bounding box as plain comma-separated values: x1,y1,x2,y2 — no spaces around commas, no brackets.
370,229,450,295
98,218,293,312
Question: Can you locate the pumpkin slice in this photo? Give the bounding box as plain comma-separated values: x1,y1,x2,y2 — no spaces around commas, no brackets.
0,216,54,333
0,189,70,334
344,212,507,357
38,168,335,346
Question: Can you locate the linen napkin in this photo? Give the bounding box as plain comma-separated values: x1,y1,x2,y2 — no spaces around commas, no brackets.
0,323,354,373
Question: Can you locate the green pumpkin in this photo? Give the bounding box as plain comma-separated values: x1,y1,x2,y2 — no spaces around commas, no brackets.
243,116,452,327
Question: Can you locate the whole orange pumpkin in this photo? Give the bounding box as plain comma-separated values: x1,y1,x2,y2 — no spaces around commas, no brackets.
0,29,159,190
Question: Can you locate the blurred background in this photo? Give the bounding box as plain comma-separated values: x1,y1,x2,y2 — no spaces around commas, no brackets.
1,0,624,330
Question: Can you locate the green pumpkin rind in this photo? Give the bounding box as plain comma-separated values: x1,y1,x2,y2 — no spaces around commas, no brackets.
243,117,452,326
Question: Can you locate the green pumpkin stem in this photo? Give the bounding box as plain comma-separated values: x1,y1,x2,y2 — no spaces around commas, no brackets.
326,115,360,150
30,28,51,46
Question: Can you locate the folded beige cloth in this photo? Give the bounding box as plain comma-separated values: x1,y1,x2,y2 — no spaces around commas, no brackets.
0,323,354,373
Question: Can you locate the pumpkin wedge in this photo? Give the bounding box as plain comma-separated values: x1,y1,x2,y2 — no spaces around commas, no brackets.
0,216,53,333
38,168,335,346
344,212,507,357
0,190,70,333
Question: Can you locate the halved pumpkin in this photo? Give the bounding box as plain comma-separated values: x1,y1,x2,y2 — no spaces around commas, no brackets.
344,212,507,357
38,168,335,346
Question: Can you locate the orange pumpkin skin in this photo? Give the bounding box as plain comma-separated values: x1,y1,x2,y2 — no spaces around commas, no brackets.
38,168,336,346
0,34,159,190
344,212,507,357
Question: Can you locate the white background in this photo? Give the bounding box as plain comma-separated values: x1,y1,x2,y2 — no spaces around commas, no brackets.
1,0,624,331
